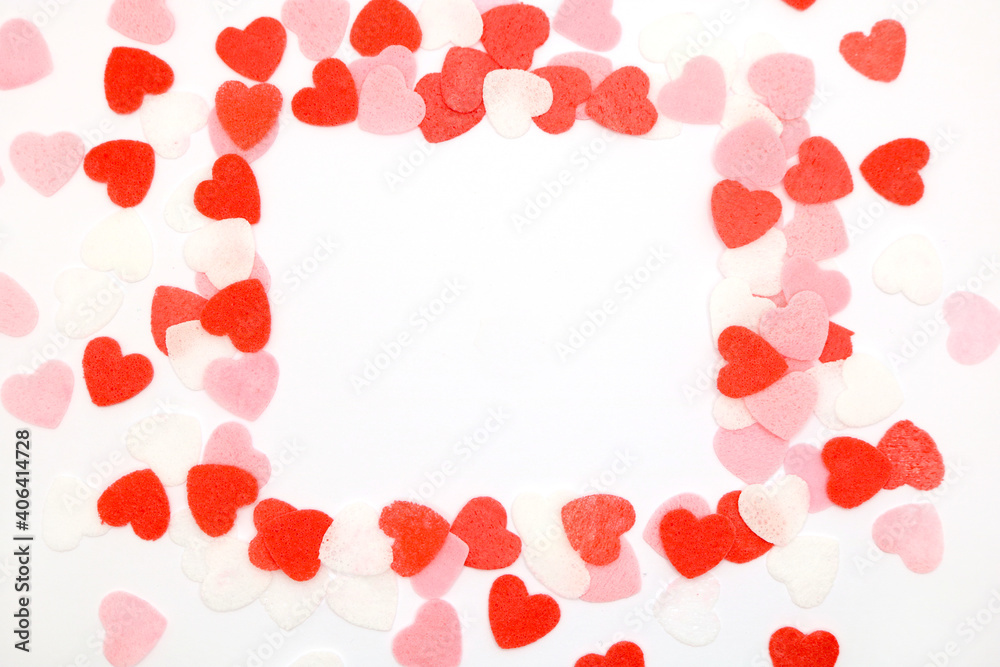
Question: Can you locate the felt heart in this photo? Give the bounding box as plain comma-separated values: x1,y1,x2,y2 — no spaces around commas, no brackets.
819,323,853,364
717,490,772,563
580,540,641,603
711,180,782,249
125,413,201,487
151,286,207,355
450,496,521,569
357,65,426,135
872,234,942,305
292,58,359,127
262,508,334,581
489,574,560,649
944,292,1000,365
781,118,811,158
561,494,635,566
784,203,848,261
350,0,423,56
784,137,853,204
417,0,484,50
415,73,485,143
717,325,788,399
713,119,787,191
195,154,260,224
200,279,271,353
759,291,829,361
1,361,73,429
822,436,891,508
872,503,943,574
636,13,703,64
769,627,839,667
207,107,278,161
249,498,297,571
861,138,930,206
104,47,174,114
187,464,258,538
80,209,153,283
379,500,450,577
350,44,417,90
84,140,155,208
203,422,271,488
139,90,209,159
201,535,274,611
203,351,279,421
441,47,501,113
410,533,469,599
747,53,814,120
165,321,238,390
318,502,395,575
834,353,903,427
164,168,212,232
718,227,785,297
713,395,755,431
482,69,553,139
658,509,735,578
511,492,590,598
0,19,53,90
198,256,268,300
552,0,620,52
714,423,789,484
100,591,167,667
43,475,110,552
643,494,712,559
392,599,462,667
481,3,549,69
657,55,726,125
54,268,124,339
0,272,38,337
282,0,350,61
216,17,286,82
840,20,906,82
781,255,851,316
9,131,85,197
531,65,591,134
327,571,398,631
654,575,721,647
575,641,644,667
107,0,175,45
766,535,839,608
260,568,329,630
784,444,832,512
721,95,784,136
709,278,776,341
877,420,944,491
83,337,153,406
98,469,170,540
183,217,256,290
548,51,612,120
586,66,657,136
738,475,810,547
216,81,282,150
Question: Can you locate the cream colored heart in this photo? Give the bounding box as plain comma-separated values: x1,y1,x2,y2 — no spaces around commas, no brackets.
125,413,201,486
42,475,109,552
164,168,212,233
709,277,777,341
260,568,329,630
511,491,590,599
766,534,839,608
417,0,483,50
54,268,124,338
140,90,209,159
638,13,702,64
666,39,738,84
718,229,787,297
731,33,783,98
165,320,238,390
653,575,721,647
319,502,394,576
168,506,217,583
201,536,273,611
482,70,553,139
872,234,943,306
642,71,683,141
80,209,153,283
713,395,755,430
738,474,810,547
183,217,255,289
326,570,398,631
834,353,903,427
805,360,847,430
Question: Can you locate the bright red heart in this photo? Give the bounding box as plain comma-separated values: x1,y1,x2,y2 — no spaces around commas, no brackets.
150,286,207,355
822,436,891,509
586,66,658,136
215,17,286,82
783,137,853,204
561,494,635,566
449,496,521,570
711,180,783,249
261,508,333,581
292,58,358,127
531,65,591,135
575,641,645,667
860,138,929,206
717,326,789,399
186,464,258,537
194,154,260,224
200,279,271,353
83,336,153,406
819,322,853,363
481,3,549,70
104,46,174,114
769,627,840,667
779,0,817,9
489,574,560,649
717,491,772,564
658,509,735,578
877,420,944,491
416,73,486,144
440,47,501,114
248,498,297,571
350,0,422,57
840,20,906,82
98,469,170,541
215,81,283,151
84,140,155,208
379,500,450,577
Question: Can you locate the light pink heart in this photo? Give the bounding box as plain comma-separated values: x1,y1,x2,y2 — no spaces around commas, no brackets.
784,203,848,261
357,66,426,135
195,254,271,299
548,51,612,120
713,119,787,190
411,532,469,600
282,0,350,61
759,290,829,361
581,539,641,602
2,361,73,429
349,44,417,91
656,55,727,125
0,19,53,90
782,255,851,316
747,53,814,120
745,372,818,441
780,118,810,158
99,591,167,667
643,493,711,559
207,107,278,163
783,444,831,512
552,0,621,52
943,292,1000,365
873,503,943,574
204,351,279,421
9,131,85,197
392,599,462,667
203,421,272,487
0,273,39,337
714,423,789,484
107,0,175,45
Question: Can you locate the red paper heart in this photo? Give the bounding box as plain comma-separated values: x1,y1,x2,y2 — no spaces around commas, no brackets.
531,65,591,135
350,0,422,57
575,641,645,667
104,46,174,114
822,436,891,509
215,81,283,151
717,326,789,399
784,137,853,204
194,154,260,224
481,3,550,70
292,58,358,127
769,627,840,667
840,20,906,83
717,490,772,563
860,138,929,206
379,500,450,577
150,286,207,355
877,420,944,491
186,464,259,537
440,47,501,114
83,336,153,406
84,140,155,208
98,469,170,540
416,73,485,144
585,66,657,136
711,180,783,249
779,0,817,9
261,508,333,581
658,508,735,578
450,496,521,570
819,322,853,363
489,574,560,649
200,279,271,353
561,494,635,566
215,17,286,82
248,498,297,571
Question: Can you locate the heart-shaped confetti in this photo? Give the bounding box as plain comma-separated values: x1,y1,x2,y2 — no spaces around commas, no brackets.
98,469,170,540
249,498,297,571
200,279,271,353
561,494,635,566
55,268,125,339
125,413,201,487
0,19,53,90
84,140,156,207
282,0,350,60
709,278,777,340
512,492,590,598
784,444,832,512
201,536,274,611
208,106,279,161
759,291,829,361
748,53,814,120
738,475,809,546
319,501,395,575
216,17,286,82
769,627,839,667
216,81,283,151
822,436,891,509
766,535,839,608
107,0,175,45
861,138,930,206
42,475,110,551
357,65,427,135
482,69,552,139
943,292,1000,365
717,326,788,399
658,508,734,579
326,571,398,631
203,351,279,421
104,47,174,114
580,539,641,603
840,20,906,82
575,641,645,667
410,533,469,599
489,574,560,649
586,66,657,136
195,154,260,224
714,423,789,484
183,217,256,290
784,203,848,261
0,273,38,337
416,73,484,143
654,575,721,647
552,0,620,52
99,591,167,667
292,58,359,127
711,180,782,249
187,464,259,538
262,508,333,581
782,255,851,316
719,228,787,297
83,337,153,406
139,90,209,159
1,361,73,429
643,494,712,559
872,235,942,305
450,496,521,570
379,500,450,577
717,490,772,563
351,0,423,56
481,3,549,69
834,353,903,427
713,119,787,190
531,65,591,134
9,131,85,197
657,55,726,125
418,0,484,50
441,47,500,113
203,422,272,488
877,420,944,491
872,503,943,574
165,320,238,390
784,137,853,204
80,209,154,283
392,599,463,667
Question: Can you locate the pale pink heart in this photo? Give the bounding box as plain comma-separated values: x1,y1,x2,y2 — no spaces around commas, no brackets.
873,504,943,574
357,66,426,135
0,19,53,90
391,599,462,667
207,107,278,163
548,51,612,120
943,292,1000,365
1,361,73,429
581,539,641,602
783,203,847,261
784,444,831,512
643,494,711,559
99,591,167,667
195,254,271,299
552,0,621,52
747,53,814,120
713,119,787,190
107,0,175,45
780,118,810,158
713,423,789,484
782,255,851,316
656,55,727,125
350,45,417,91
744,372,818,441
9,132,85,197
411,533,469,600
759,290,829,361
0,273,39,337
473,0,510,11
282,0,350,61
203,422,272,487
204,352,279,421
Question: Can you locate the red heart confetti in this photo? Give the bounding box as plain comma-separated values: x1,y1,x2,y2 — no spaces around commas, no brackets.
292,58,359,127
711,179,783,249
531,65,591,135
489,574,561,649
261,508,333,581
585,66,657,136
379,500,450,577
860,138,929,206
783,137,853,204
350,0,422,57
840,20,906,83
450,496,521,570
248,498,297,571
819,322,854,363
717,326,789,399
716,490,772,564
822,436,892,509
481,3,550,70
575,641,645,667
440,47,501,114
98,469,170,541
84,140,155,208
561,494,635,566
216,17,286,82
150,286,207,355
769,627,840,667
200,279,271,353
104,46,174,114
215,81,283,151
877,420,945,491
83,336,153,406
658,508,735,578
186,463,259,538
194,154,261,224
415,73,485,144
